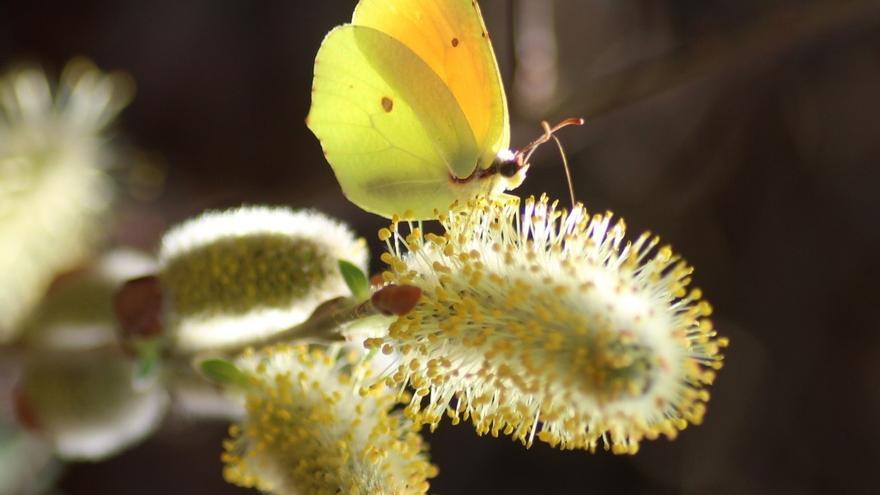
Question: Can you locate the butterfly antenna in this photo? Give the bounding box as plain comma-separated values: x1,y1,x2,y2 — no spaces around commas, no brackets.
518,117,584,165
516,117,585,207
550,131,577,208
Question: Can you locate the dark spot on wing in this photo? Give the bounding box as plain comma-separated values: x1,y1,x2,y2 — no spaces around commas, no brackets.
470,2,489,40
451,37,460,47
381,96,393,112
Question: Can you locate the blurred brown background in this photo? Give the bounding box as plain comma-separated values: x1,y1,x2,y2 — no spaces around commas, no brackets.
3,0,880,494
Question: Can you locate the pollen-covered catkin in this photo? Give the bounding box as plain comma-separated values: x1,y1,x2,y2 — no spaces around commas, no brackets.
366,195,727,454
222,344,436,495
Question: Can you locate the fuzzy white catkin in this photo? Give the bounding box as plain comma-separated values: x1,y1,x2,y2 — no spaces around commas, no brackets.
18,348,168,461
158,206,369,352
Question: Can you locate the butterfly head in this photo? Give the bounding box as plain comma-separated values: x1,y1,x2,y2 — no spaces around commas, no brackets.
494,148,529,190
474,119,584,197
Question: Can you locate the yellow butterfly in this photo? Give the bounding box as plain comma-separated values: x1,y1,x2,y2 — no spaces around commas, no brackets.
307,0,581,219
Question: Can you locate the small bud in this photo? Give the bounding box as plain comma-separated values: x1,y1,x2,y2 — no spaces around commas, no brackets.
114,275,163,341
12,387,39,431
371,284,422,316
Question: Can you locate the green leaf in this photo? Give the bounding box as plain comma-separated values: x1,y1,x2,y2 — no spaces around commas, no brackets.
199,358,251,388
134,339,162,386
338,259,369,300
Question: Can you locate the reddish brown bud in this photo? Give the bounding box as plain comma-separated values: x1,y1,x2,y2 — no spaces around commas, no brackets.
371,284,422,316
13,387,39,431
114,275,163,342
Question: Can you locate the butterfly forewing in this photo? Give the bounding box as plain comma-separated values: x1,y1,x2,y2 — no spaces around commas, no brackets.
353,0,510,176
